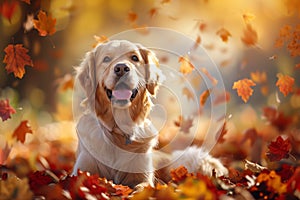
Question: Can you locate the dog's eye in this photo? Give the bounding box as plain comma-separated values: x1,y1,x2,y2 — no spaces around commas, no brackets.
103,56,111,63
131,55,139,62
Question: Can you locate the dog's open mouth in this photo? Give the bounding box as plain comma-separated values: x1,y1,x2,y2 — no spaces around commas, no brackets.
105,87,138,101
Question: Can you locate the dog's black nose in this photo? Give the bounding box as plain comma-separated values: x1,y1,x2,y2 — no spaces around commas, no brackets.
114,64,130,77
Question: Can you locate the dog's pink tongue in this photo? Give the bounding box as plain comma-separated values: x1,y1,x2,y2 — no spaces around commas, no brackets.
112,90,132,100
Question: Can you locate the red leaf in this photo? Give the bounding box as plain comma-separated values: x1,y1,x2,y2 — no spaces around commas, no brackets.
262,106,292,131
12,120,33,143
0,0,19,22
266,136,291,162
29,171,55,193
0,99,16,121
3,44,33,79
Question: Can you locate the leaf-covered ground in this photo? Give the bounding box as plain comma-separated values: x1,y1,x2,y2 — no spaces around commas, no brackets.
1,0,300,199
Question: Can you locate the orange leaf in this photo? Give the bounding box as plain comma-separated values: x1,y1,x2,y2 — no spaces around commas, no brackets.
193,35,201,49
276,73,294,96
182,87,195,101
149,8,158,18
241,24,258,47
93,35,109,47
33,10,56,36
216,27,232,43
170,166,188,183
0,0,19,22
250,71,267,84
200,68,218,85
178,56,194,75
242,12,256,24
199,89,211,106
128,11,138,23
3,44,33,79
57,74,74,91
232,78,256,103
12,120,33,143
296,63,300,69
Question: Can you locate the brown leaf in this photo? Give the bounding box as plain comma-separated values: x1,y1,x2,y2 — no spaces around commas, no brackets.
216,27,232,43
0,99,16,121
178,56,194,75
128,11,138,23
266,136,291,162
33,10,56,36
199,89,211,106
3,44,33,79
232,78,256,103
12,120,33,143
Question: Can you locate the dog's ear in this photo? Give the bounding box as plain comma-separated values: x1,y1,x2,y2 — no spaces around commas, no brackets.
76,51,96,107
139,48,165,96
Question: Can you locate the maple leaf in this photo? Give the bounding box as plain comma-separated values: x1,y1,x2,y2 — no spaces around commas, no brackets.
174,115,194,134
250,71,267,84
3,44,33,79
178,55,194,75
33,10,56,36
276,73,294,96
266,136,291,162
0,0,19,22
0,143,11,165
0,99,16,121
216,27,232,43
12,120,33,143
232,78,256,103
199,89,211,106
241,24,258,47
182,87,195,101
170,166,189,183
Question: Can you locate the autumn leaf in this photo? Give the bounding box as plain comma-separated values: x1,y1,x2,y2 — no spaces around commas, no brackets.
232,78,256,102
182,87,195,101
266,136,291,162
242,12,256,24
276,73,294,96
200,68,218,86
256,171,287,195
57,74,74,91
0,0,19,22
3,44,33,79
174,115,193,134
178,55,194,75
216,27,232,43
170,166,189,183
33,10,56,36
250,71,267,84
241,23,258,47
149,7,159,18
295,63,300,69
213,91,230,105
199,89,211,106
12,120,33,143
262,106,292,131
0,99,16,121
193,35,201,49
0,143,11,165
128,11,138,23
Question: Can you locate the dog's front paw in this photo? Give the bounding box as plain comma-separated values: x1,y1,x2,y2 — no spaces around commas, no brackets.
198,155,228,177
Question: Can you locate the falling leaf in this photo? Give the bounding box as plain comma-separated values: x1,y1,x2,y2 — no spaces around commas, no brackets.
232,78,256,103
193,35,201,49
149,7,159,18
266,136,291,162
198,22,207,32
220,59,231,67
3,44,33,79
23,14,34,32
250,71,267,84
178,56,194,75
182,87,195,101
213,91,230,105
12,120,33,143
0,99,16,121
242,13,256,24
262,106,292,131
216,27,232,43
295,63,300,69
128,11,138,23
199,89,211,106
57,74,74,91
0,0,19,22
33,10,56,36
276,73,294,96
241,24,258,47
174,115,193,134
200,68,218,85
0,143,11,165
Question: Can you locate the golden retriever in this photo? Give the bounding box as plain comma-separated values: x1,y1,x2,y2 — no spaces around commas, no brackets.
73,40,228,188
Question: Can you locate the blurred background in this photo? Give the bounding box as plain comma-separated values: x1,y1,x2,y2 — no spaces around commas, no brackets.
0,0,300,172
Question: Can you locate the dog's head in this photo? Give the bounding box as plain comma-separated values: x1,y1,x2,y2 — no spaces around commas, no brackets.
77,40,164,133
